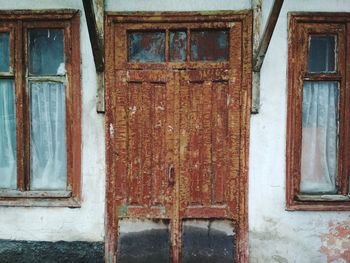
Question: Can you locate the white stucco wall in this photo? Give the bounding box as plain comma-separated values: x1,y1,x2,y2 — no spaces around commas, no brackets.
0,0,106,242
106,0,250,11
0,0,349,262
249,1,350,262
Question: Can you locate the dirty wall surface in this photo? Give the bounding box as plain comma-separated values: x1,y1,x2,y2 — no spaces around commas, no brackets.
0,1,349,263
249,1,350,262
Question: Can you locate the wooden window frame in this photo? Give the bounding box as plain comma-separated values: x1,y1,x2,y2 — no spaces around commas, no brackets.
0,10,81,207
287,13,350,211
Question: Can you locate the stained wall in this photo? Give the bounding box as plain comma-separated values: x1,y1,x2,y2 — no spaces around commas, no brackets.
0,1,349,262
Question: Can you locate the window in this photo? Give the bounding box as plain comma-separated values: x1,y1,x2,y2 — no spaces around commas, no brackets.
0,11,81,207
126,28,229,64
287,13,350,210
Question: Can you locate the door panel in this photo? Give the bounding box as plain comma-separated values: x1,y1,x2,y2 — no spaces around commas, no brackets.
182,219,235,263
113,70,176,218
117,219,171,263
179,69,240,220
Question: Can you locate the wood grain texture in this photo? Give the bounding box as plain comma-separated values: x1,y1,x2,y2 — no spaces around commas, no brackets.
105,12,252,263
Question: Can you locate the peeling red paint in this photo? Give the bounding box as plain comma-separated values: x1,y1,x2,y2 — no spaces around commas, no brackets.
320,220,350,263
105,12,252,263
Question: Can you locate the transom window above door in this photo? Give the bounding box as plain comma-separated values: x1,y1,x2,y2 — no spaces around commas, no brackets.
112,20,237,70
128,29,229,63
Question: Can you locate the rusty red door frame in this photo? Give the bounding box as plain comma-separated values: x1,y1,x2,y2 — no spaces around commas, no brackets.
105,11,252,263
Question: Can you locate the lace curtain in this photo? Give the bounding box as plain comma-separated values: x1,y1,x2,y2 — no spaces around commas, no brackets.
30,82,67,190
0,80,16,189
301,81,338,193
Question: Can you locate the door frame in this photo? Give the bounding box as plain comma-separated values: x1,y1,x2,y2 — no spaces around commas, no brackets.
105,11,252,263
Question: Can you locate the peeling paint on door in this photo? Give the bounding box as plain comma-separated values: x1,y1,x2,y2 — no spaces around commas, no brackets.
105,12,252,262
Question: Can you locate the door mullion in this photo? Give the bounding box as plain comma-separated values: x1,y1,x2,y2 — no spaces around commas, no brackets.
171,70,181,263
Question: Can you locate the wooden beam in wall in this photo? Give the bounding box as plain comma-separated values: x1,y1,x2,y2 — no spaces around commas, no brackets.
83,0,105,113
253,0,284,72
252,0,284,113
83,0,104,72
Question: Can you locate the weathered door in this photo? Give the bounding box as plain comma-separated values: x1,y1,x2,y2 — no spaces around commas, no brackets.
105,12,252,263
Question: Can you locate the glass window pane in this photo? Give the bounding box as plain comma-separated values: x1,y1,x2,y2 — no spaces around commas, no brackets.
128,31,165,62
307,35,336,73
30,82,66,190
301,81,338,194
190,29,229,62
29,29,65,75
0,33,10,72
169,30,187,62
0,79,16,189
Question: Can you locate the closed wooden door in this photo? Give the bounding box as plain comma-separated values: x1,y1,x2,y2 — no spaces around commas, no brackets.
105,12,252,263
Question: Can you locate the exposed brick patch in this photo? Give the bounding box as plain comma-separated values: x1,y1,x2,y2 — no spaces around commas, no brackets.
320,219,350,263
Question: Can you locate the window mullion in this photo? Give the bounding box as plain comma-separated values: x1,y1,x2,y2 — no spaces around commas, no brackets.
27,75,66,83
303,73,342,81
23,24,32,192
336,26,348,196
14,20,28,192
342,22,350,196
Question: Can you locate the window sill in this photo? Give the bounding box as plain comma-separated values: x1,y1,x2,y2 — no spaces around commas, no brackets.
0,190,81,208
0,190,72,198
286,195,350,211
296,194,350,202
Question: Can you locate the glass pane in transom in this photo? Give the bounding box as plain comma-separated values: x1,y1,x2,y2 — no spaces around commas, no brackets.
128,31,165,62
190,29,229,62
169,30,187,62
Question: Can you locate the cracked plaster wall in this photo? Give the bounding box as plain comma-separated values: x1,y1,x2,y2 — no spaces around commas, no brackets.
249,1,350,262
0,0,105,242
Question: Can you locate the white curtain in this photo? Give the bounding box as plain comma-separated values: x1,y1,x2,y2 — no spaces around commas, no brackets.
0,80,16,189
30,82,67,190
301,81,338,193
